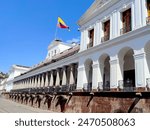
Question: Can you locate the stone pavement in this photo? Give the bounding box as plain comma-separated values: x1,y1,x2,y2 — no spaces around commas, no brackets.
0,96,52,113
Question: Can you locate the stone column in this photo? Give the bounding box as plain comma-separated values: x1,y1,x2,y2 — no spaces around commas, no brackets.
27,78,29,88
25,79,27,88
34,76,37,88
92,61,101,90
69,64,75,85
29,78,32,88
31,77,34,88
99,63,104,90
110,56,124,89
134,49,147,88
37,75,41,88
23,80,25,88
49,71,54,87
41,73,45,87
62,66,67,86
77,65,86,90
45,72,49,87
55,69,60,87
110,57,117,89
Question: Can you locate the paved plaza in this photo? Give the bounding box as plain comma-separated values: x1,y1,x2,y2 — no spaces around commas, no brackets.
0,96,51,113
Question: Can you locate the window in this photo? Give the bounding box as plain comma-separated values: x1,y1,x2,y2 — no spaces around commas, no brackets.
54,50,57,55
147,0,150,24
120,8,132,34
87,29,94,48
101,20,110,42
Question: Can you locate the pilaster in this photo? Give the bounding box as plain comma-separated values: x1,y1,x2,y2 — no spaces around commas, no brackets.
134,49,146,87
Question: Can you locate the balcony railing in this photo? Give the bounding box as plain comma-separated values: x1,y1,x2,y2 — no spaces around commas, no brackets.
120,25,132,35
101,34,110,43
122,87,135,92
146,16,150,25
61,85,69,92
69,84,77,92
87,42,93,49
83,83,92,92
97,81,110,91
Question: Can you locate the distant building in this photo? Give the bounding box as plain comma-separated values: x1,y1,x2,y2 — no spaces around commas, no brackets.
0,78,7,94
5,65,30,92
0,72,7,82
46,40,74,60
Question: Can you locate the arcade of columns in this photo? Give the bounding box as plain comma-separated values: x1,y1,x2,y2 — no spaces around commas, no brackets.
13,63,78,92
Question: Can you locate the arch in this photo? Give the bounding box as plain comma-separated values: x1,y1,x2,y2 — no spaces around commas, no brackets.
118,46,134,60
118,47,135,91
99,54,110,91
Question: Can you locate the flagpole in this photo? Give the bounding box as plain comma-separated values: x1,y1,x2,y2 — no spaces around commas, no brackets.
54,25,58,40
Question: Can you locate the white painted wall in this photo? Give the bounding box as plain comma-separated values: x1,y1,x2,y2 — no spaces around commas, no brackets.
79,0,148,52
5,65,30,92
46,41,73,60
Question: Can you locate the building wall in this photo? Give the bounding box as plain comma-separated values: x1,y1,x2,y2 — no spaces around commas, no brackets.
46,43,72,59
77,27,150,90
5,66,30,92
79,0,148,51
77,0,150,90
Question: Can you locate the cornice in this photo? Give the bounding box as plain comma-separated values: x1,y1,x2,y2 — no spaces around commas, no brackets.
78,25,150,58
78,0,120,26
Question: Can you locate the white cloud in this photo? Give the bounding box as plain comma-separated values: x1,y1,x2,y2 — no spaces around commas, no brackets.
66,37,80,44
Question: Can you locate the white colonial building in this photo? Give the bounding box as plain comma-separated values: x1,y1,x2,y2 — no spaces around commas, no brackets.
5,65,30,92
12,0,150,93
77,0,150,91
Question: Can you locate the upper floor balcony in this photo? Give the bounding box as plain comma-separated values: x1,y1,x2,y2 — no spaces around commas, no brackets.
120,25,132,35
101,34,110,43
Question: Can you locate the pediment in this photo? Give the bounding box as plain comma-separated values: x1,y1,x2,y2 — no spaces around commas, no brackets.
78,0,116,26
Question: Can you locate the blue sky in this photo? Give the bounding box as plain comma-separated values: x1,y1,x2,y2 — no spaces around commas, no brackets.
0,0,93,73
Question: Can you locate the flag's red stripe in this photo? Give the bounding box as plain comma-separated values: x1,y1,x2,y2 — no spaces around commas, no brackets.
57,22,68,28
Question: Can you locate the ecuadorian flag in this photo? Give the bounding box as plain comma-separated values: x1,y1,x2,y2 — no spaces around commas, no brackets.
57,17,70,30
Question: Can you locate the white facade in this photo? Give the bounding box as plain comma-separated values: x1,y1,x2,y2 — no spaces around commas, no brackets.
46,40,73,60
77,0,150,90
5,65,30,92
13,0,150,93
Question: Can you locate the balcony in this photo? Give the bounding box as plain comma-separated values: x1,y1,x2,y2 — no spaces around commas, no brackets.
69,84,76,92
83,83,92,92
120,25,132,35
87,41,93,49
101,34,110,43
97,82,110,91
146,16,150,25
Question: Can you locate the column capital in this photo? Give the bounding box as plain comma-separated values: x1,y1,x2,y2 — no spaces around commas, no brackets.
92,63,99,69
134,49,146,59
78,66,85,71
